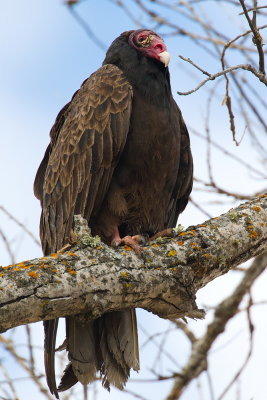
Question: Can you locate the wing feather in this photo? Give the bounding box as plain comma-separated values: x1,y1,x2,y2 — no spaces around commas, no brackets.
35,64,133,254
34,64,133,395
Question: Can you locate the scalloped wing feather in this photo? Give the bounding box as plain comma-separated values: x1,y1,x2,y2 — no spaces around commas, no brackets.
37,64,132,254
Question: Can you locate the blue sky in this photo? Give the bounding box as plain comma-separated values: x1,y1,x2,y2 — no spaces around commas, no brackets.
1,1,267,399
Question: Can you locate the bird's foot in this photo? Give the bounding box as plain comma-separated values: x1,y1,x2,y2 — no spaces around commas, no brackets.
111,228,147,254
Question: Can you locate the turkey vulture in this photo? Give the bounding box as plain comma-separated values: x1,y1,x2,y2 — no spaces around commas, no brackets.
34,29,193,397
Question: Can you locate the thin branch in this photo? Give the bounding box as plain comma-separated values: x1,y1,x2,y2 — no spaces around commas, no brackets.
0,206,40,247
217,293,255,399
189,197,212,219
179,56,211,76
66,5,107,51
0,335,54,400
239,0,265,74
177,62,267,96
165,253,267,400
0,228,15,265
190,128,267,178
239,5,267,14
193,177,253,200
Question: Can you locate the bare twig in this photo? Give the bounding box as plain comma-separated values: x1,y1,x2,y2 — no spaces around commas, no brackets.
239,0,265,74
177,62,267,96
0,228,15,264
165,253,267,400
179,56,211,77
0,335,54,400
66,5,107,51
217,293,255,399
190,128,267,178
193,177,252,200
0,206,40,247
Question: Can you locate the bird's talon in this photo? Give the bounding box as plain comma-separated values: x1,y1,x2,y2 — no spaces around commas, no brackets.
111,235,143,254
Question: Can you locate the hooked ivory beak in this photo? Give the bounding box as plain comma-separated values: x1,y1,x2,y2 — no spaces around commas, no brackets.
159,51,170,67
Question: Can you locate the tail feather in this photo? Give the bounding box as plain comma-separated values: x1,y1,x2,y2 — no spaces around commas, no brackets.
99,310,139,389
120,310,139,371
58,363,78,392
65,316,98,385
99,325,129,390
44,319,59,399
104,311,139,371
45,310,139,393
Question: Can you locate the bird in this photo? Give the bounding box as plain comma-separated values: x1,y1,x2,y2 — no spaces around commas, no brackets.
34,29,193,398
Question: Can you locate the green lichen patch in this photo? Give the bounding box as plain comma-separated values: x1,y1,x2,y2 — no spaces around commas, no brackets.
228,211,239,221
80,234,101,248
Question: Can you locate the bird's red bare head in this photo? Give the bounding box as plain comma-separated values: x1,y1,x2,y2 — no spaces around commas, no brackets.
128,30,170,67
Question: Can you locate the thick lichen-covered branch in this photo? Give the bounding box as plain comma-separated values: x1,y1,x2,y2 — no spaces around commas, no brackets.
0,194,267,333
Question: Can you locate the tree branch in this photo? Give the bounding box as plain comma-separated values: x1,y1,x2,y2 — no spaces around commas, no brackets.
239,0,265,75
177,62,267,96
1,195,267,333
166,252,267,400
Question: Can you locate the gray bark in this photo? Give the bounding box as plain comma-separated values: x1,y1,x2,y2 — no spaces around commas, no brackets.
0,194,267,333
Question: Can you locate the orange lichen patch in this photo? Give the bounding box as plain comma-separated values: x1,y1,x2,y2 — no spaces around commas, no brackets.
2,264,12,269
199,224,207,227
52,269,57,273
203,253,211,257
0,273,4,277
12,262,33,271
50,253,59,259
68,270,76,275
247,224,259,239
67,251,78,257
66,267,76,275
260,222,265,227
253,206,262,212
152,243,159,247
39,262,49,270
123,245,133,251
249,231,259,239
28,271,38,278
16,262,30,269
177,241,183,246
167,250,177,257
259,194,266,198
96,246,103,250
178,230,196,237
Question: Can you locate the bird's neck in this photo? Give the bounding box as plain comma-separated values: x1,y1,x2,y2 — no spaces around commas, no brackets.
123,58,172,106
103,46,172,106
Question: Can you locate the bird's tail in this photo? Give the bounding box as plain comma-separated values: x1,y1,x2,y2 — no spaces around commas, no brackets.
58,310,139,392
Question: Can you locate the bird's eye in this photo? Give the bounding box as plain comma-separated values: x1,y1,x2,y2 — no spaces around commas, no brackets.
138,36,146,42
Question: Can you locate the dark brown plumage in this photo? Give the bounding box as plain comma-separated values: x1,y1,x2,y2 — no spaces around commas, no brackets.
34,29,193,397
